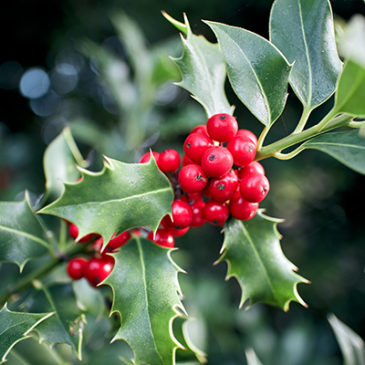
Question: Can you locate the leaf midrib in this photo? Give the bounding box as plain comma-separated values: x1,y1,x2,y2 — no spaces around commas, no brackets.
239,221,277,301
0,225,49,249
307,142,365,149
137,239,164,364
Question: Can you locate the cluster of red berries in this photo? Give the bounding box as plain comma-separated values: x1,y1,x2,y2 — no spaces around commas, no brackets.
66,113,270,286
66,223,133,286
139,113,270,248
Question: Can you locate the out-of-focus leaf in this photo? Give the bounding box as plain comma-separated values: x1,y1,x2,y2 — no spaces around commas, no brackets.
43,127,83,200
328,314,365,365
245,348,263,365
165,13,232,117
270,0,342,110
0,193,49,271
0,304,53,364
218,212,308,310
206,21,291,126
333,60,365,117
304,130,365,174
105,238,185,365
39,157,173,250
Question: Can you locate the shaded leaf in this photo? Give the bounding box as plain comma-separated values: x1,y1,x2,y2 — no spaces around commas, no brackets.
0,304,53,364
328,314,365,365
39,157,173,249
304,130,365,174
206,21,291,126
165,13,232,117
333,60,365,117
218,212,308,310
270,0,342,110
0,193,49,271
105,238,185,365
43,127,83,200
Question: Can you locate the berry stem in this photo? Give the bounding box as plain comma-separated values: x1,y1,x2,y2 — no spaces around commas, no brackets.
256,113,353,161
0,243,89,306
292,107,311,134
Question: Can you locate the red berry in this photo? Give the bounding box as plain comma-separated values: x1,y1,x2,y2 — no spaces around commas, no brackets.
186,192,202,204
105,231,131,252
171,200,193,228
206,113,238,142
190,199,206,227
161,214,174,228
147,229,175,248
227,136,256,167
167,226,190,237
183,133,213,163
91,237,103,252
201,146,233,178
182,154,195,166
237,161,265,179
203,200,229,226
178,164,208,193
67,257,88,280
206,171,239,202
139,151,160,164
84,257,114,287
230,196,258,220
240,173,270,203
191,124,209,136
158,149,181,172
236,129,258,145
68,223,94,243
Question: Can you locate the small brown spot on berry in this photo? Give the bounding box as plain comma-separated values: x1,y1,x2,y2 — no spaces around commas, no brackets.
219,115,226,120
208,154,216,161
218,183,225,191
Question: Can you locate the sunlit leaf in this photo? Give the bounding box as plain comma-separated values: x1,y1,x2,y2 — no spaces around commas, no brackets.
39,157,173,250
218,212,308,310
270,0,342,110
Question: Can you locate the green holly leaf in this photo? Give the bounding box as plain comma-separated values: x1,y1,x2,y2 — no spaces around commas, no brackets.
39,157,173,249
332,60,365,117
270,0,342,111
0,304,54,364
164,13,232,117
28,283,86,359
43,127,84,201
304,130,365,175
0,193,49,271
105,237,185,365
245,348,263,365
328,314,365,365
218,212,308,311
206,21,291,126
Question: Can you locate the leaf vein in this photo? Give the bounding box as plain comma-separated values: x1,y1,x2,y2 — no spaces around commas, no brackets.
0,225,49,249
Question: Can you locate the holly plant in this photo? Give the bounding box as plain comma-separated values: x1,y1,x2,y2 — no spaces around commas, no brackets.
1,0,365,364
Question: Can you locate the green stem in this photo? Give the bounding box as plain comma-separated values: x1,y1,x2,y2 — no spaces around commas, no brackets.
256,113,352,161
0,243,88,306
292,107,311,134
347,120,365,128
257,125,270,150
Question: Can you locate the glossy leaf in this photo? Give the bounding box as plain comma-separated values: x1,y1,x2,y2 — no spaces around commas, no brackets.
0,193,49,271
105,238,185,365
333,60,365,117
0,304,53,364
43,127,83,200
270,0,342,110
206,21,291,126
304,130,365,174
218,212,308,310
29,284,86,359
165,13,232,117
39,157,173,249
328,314,365,365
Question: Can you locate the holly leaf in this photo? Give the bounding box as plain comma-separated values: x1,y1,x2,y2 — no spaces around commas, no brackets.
43,127,84,201
0,304,54,364
0,193,49,271
39,157,173,249
105,237,185,365
303,130,365,175
245,348,263,365
218,212,308,310
28,283,86,359
332,60,365,117
328,314,365,365
206,21,291,126
270,0,342,111
164,13,232,117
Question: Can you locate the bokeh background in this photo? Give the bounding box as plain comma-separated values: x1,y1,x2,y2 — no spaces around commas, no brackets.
1,0,364,363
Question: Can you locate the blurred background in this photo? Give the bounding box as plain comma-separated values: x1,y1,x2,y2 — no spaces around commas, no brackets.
1,0,364,363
